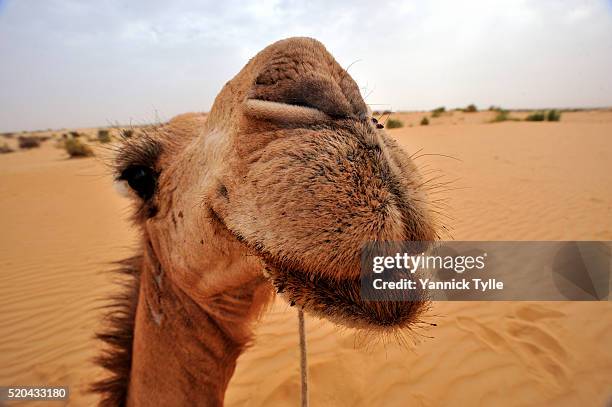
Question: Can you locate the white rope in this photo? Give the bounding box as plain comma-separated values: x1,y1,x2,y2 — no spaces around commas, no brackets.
298,308,309,407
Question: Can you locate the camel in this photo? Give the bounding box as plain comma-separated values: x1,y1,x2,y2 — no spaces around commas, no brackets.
92,37,439,406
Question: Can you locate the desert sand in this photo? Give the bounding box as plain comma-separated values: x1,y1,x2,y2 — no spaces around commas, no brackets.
1,110,611,406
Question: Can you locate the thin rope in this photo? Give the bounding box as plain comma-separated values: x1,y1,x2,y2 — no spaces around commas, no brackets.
298,308,309,407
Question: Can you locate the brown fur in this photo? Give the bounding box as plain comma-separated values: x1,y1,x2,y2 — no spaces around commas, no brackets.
91,257,141,407
93,37,439,406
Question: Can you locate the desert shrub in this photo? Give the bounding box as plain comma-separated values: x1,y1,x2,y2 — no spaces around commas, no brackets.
431,106,445,118
420,117,430,126
385,118,404,129
18,136,41,149
464,104,477,113
69,131,81,138
525,111,546,121
546,109,561,122
382,110,392,115
1,132,14,138
64,138,94,158
489,105,502,111
491,110,511,122
97,129,112,143
0,143,14,154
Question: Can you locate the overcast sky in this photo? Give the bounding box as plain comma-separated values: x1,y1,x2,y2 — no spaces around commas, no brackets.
1,0,611,132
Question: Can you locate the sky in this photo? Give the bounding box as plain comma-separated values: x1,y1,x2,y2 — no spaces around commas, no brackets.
0,0,611,132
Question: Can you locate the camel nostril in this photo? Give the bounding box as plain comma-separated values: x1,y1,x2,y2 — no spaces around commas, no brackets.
249,40,369,119
251,74,355,119
255,74,272,86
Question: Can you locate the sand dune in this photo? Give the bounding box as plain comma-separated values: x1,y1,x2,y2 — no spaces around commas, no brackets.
1,110,611,406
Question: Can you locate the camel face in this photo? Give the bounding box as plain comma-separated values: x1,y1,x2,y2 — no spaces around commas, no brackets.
116,37,437,331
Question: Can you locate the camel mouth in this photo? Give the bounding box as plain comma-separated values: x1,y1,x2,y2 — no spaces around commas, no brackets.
207,206,428,331
262,257,429,331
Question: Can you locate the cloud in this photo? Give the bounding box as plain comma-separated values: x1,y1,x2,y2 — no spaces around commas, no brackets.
0,0,611,131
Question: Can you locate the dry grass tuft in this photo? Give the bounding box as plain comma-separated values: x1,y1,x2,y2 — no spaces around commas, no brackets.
64,138,94,158
386,118,404,129
98,129,112,143
0,142,15,154
18,136,41,149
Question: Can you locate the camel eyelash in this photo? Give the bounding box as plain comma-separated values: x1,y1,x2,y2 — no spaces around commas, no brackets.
112,132,163,203
114,133,162,179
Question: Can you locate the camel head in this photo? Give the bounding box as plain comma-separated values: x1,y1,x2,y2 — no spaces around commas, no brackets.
115,37,438,332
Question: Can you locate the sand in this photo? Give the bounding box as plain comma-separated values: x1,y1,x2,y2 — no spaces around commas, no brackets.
1,110,611,406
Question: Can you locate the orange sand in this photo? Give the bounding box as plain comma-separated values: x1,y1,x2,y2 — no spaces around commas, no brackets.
1,110,611,406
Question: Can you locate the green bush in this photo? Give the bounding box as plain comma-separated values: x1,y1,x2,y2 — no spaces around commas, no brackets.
431,106,445,118
524,110,561,122
464,104,477,113
546,110,561,122
385,118,404,129
491,110,511,122
97,129,111,143
420,117,430,126
64,138,94,158
525,111,546,121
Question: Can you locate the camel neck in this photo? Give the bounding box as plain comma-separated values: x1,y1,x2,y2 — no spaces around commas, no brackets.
126,259,268,406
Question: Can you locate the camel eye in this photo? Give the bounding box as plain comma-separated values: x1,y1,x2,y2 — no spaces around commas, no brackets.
119,165,157,200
